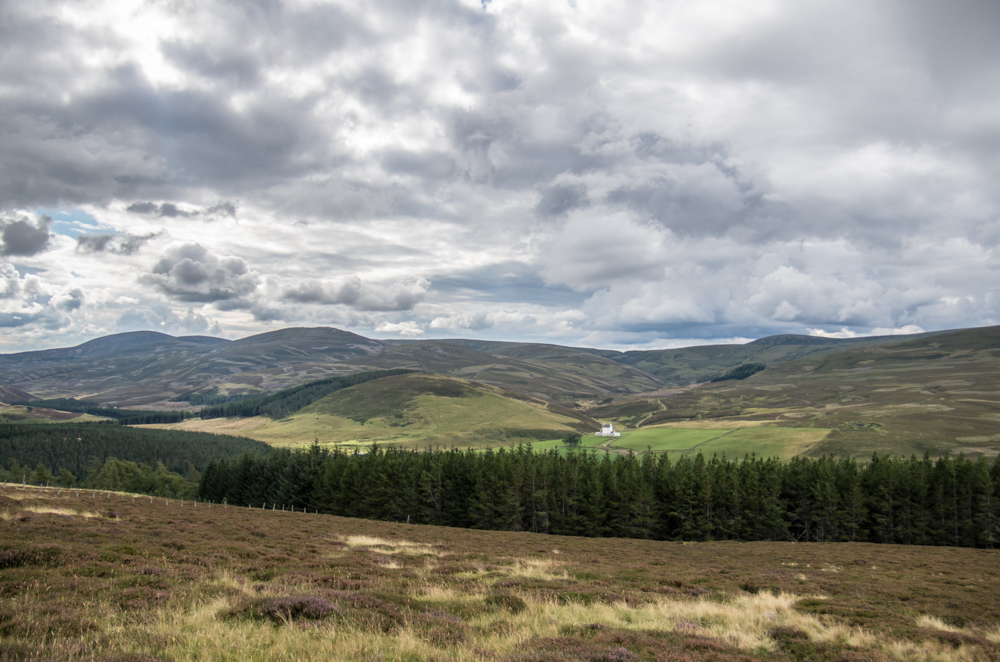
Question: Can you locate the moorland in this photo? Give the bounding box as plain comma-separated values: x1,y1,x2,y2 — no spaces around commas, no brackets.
3,483,1000,662
3,325,1000,660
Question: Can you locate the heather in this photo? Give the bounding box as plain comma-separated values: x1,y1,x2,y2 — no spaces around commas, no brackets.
3,484,1000,661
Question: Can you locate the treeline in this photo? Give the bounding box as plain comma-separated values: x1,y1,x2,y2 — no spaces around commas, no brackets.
198,369,415,420
174,391,251,406
0,423,270,479
711,363,765,382
13,399,188,425
2,456,198,499
200,446,1000,548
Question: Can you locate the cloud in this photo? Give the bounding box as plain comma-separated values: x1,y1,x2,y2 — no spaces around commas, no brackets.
142,243,259,303
0,263,79,332
375,320,424,337
535,183,589,217
117,304,222,336
0,263,22,299
126,201,236,219
0,215,52,256
282,277,429,312
76,231,159,255
1,0,999,351
54,288,84,311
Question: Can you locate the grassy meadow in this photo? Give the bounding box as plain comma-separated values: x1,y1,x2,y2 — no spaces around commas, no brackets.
524,426,832,460
4,484,1000,661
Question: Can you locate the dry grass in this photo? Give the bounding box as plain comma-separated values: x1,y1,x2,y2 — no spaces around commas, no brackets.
19,505,104,518
341,535,444,556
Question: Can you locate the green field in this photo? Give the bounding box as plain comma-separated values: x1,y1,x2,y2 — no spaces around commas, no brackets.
521,426,832,460
673,426,832,459
611,427,728,451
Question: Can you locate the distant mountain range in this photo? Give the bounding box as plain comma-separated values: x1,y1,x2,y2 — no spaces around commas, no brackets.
0,325,956,407
4,325,1000,458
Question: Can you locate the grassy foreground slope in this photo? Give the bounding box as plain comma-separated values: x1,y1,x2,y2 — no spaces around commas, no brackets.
4,485,1000,661
156,373,597,448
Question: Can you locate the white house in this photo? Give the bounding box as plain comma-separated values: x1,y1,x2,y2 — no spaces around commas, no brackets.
595,423,621,437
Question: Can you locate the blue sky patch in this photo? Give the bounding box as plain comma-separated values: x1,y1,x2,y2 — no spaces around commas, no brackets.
36,207,105,238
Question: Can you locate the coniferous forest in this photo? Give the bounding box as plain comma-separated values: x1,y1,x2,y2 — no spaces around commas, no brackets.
199,444,1000,548
0,423,271,497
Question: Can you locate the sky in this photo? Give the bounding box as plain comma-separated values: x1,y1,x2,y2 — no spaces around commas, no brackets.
2,0,999,353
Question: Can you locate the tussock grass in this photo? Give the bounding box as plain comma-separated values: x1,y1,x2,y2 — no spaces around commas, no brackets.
20,505,104,518
458,557,570,583
919,615,966,633
106,589,996,662
341,535,443,556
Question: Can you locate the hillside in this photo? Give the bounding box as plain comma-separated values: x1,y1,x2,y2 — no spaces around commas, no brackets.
4,484,1000,661
342,341,663,399
0,386,36,403
158,373,598,448
0,329,662,407
0,328,387,407
589,325,1000,458
607,331,940,386
0,326,952,408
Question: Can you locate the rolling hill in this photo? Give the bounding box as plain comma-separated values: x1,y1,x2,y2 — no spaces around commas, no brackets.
3,324,1000,458
0,329,662,406
157,372,597,448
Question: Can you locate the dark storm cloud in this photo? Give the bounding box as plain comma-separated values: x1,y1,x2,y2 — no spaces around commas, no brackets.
0,215,52,256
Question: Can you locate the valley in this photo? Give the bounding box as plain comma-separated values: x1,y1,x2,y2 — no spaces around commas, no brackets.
3,324,998,458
